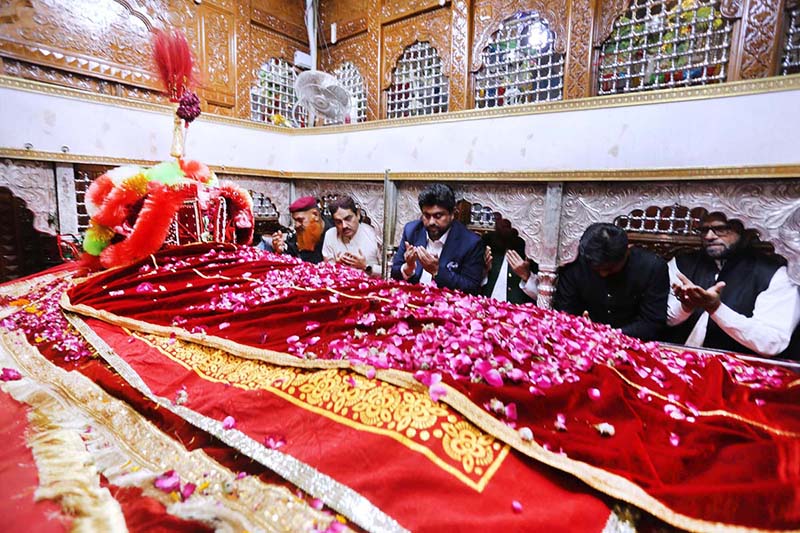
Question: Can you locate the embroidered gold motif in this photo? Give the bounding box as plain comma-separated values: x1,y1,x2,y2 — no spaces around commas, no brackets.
136,332,508,491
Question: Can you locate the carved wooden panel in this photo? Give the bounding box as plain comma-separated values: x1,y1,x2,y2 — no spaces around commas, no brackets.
449,0,470,111
295,180,386,245
366,0,381,120
235,0,252,119
199,2,235,109
320,31,371,106
471,0,568,73
382,7,452,90
0,0,197,91
0,159,57,235
564,0,593,99
381,0,445,23
594,0,631,47
739,0,783,78
250,24,307,88
251,0,308,43
320,0,367,43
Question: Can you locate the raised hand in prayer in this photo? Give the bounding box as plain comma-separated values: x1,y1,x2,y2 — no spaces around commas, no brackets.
506,250,531,282
272,231,287,254
403,241,418,271
674,272,725,313
416,246,439,276
484,247,493,276
338,250,367,270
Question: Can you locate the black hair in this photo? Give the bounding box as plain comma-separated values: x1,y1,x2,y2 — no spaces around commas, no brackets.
328,196,358,217
418,183,456,212
579,223,629,267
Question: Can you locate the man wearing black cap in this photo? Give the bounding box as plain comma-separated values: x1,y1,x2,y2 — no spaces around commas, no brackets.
553,222,669,341
271,196,331,264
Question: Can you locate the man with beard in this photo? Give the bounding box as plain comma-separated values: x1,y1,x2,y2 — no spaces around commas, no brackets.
271,196,330,264
391,183,484,294
322,195,381,276
482,219,539,304
667,212,800,356
553,223,669,341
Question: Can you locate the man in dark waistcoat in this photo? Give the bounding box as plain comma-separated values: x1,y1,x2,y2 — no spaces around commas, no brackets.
553,223,669,341
481,220,539,304
667,212,800,356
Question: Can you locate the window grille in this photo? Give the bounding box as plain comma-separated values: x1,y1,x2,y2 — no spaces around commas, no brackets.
331,62,367,124
474,11,564,108
781,6,800,75
597,0,733,94
386,41,449,119
250,58,307,127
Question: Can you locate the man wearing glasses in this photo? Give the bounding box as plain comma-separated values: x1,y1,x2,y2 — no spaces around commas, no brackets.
667,212,800,357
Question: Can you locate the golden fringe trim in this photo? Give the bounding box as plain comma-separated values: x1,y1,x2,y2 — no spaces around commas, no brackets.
0,330,348,533
61,313,407,533
2,377,127,532
60,298,794,533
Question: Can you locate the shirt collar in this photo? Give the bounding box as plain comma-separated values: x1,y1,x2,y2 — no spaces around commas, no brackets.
427,227,451,247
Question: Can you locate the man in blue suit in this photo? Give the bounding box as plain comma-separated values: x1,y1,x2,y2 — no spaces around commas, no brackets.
391,184,484,295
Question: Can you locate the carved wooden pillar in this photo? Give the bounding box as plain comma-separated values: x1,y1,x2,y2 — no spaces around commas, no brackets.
449,0,473,111
564,0,596,99
235,0,253,119
536,182,564,309
367,0,382,121
732,0,783,78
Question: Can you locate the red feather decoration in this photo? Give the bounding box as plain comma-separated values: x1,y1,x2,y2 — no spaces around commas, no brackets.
152,29,195,102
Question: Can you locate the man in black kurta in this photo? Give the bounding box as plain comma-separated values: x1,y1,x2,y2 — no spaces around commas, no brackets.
553,223,669,341
481,223,538,304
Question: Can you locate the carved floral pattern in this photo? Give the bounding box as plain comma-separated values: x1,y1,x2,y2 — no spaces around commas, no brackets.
365,0,381,120
739,0,781,78
565,0,593,99
0,159,57,234
0,0,197,91
449,0,470,111
217,174,291,226
235,0,252,119
471,0,568,73
381,0,444,23
594,0,632,47
204,6,232,88
382,7,452,90
295,180,386,245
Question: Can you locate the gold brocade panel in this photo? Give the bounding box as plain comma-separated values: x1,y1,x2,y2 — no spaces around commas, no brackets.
135,331,510,491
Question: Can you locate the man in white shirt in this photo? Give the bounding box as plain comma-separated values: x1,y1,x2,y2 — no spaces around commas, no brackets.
321,196,381,277
667,212,800,357
390,184,484,294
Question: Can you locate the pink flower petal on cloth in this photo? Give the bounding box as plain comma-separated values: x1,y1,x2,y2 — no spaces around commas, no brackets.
365,367,376,379
588,387,601,400
218,322,230,330
180,482,196,500
429,381,447,402
222,416,236,430
0,368,22,381
512,500,523,513
264,435,286,449
311,498,324,510
154,470,181,493
669,432,680,446
504,403,518,421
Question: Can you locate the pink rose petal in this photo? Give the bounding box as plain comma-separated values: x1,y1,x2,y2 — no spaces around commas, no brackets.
154,470,181,493
669,432,680,446
0,368,22,381
222,415,236,430
511,500,523,513
180,482,196,500
588,387,601,400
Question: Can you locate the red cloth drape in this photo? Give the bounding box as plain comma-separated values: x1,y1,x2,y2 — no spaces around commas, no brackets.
64,243,800,530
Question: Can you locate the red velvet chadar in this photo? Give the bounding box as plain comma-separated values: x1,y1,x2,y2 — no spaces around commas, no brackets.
62,243,800,531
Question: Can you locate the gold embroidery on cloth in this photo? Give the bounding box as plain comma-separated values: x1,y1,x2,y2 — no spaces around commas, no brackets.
135,331,508,491
0,329,342,533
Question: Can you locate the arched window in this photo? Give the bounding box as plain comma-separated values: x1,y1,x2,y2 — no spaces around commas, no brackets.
781,4,800,75
474,11,564,108
597,0,734,94
386,41,449,119
332,62,367,124
250,58,306,127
